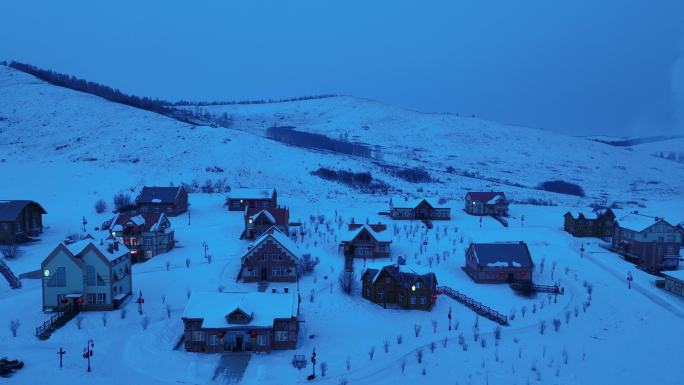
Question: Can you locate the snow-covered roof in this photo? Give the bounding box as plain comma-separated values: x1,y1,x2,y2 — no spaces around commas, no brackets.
469,242,533,268
244,227,300,261
0,200,46,221
136,186,183,204
390,196,446,209
340,224,392,243
616,212,672,232
466,191,508,204
110,211,170,232
182,291,297,328
230,188,275,199
65,237,130,262
363,264,436,290
662,270,684,282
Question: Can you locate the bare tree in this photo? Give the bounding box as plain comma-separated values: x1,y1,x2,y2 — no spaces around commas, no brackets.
414,324,422,337
430,341,436,353
339,377,348,385
431,319,438,334
76,316,84,330
442,336,448,348
552,318,561,332
345,356,351,371
165,261,171,271
113,192,132,212
509,308,517,321
539,320,547,335
166,303,172,319
1,243,18,259
141,316,150,330
396,334,403,345
338,271,356,295
368,346,376,360
186,286,192,299
493,326,502,343
562,348,569,365
8,319,20,337
102,312,108,327
94,199,107,214
383,339,390,353
320,362,328,376
416,349,424,364
400,358,406,374
564,310,572,324
120,307,127,319
521,305,528,318
473,326,480,341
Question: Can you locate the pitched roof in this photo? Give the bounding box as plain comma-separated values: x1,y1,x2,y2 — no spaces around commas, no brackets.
136,186,184,204
363,264,436,291
245,207,289,225
469,242,533,268
0,200,46,221
182,291,297,328
466,192,508,204
111,211,170,232
616,212,674,233
65,237,130,262
230,188,275,200
244,226,300,261
341,223,392,243
390,197,447,209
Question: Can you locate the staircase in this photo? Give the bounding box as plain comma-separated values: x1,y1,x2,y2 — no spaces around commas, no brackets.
438,286,508,325
492,215,508,228
35,308,81,340
0,259,22,289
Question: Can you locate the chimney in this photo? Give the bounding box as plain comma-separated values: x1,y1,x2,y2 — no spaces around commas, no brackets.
114,242,119,251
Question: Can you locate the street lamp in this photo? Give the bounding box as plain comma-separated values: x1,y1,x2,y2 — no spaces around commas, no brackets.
83,340,94,372
136,291,145,315
82,216,88,232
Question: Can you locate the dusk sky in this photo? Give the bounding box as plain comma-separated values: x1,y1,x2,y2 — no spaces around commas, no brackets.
2,0,683,136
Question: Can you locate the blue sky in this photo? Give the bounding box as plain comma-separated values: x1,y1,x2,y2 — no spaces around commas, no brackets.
2,0,683,135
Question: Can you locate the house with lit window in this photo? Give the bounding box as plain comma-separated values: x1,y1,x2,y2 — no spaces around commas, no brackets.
227,188,277,211
388,197,450,220
360,264,437,311
464,242,534,284
464,192,509,216
0,200,47,244
106,211,175,263
339,223,391,259
611,212,682,272
135,186,188,217
240,227,300,283
182,291,299,353
41,236,132,312
242,207,289,240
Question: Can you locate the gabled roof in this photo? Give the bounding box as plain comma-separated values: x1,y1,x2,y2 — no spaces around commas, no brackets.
615,212,675,233
136,186,185,204
390,197,447,209
565,208,614,221
363,264,436,291
341,223,392,243
245,207,289,226
243,226,300,261
182,291,297,328
111,211,170,232
65,237,130,262
0,200,47,221
230,188,275,200
469,242,533,268
466,192,508,204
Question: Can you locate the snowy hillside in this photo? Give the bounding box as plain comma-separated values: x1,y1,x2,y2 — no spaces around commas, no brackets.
1,65,684,385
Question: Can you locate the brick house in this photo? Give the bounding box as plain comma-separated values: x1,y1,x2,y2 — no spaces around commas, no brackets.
465,242,534,283
464,192,509,216
228,188,277,211
361,264,437,310
563,208,616,238
182,291,299,353
339,223,391,259
0,200,46,244
135,186,188,217
242,207,289,240
41,237,132,311
389,197,451,220
241,227,300,283
611,212,681,272
107,211,175,263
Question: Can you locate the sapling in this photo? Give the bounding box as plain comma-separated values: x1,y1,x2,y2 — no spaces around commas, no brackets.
414,324,422,338
383,339,390,353
9,319,20,337
368,346,375,360
416,349,424,363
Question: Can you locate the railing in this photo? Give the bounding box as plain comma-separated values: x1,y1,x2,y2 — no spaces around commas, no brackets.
438,286,508,325
35,311,64,338
0,259,22,289
509,282,564,294
35,308,80,340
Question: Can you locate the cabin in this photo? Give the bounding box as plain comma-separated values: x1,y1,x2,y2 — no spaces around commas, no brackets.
563,208,616,238
361,264,437,310
339,223,391,259
0,200,47,244
240,227,300,283
242,207,289,240
182,291,299,353
465,242,534,284
611,212,681,272
464,192,509,216
388,197,450,220
107,211,175,263
228,188,277,211
661,270,684,298
135,186,188,217
41,237,132,312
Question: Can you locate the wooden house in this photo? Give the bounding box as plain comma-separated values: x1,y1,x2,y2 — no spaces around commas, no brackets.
0,200,46,244
563,208,615,238
361,264,437,310
388,197,450,220
107,211,175,263
135,186,188,217
662,270,684,298
41,237,132,312
611,212,681,272
677,223,684,247
339,223,391,259
464,242,534,283
240,227,299,283
228,188,277,211
464,192,509,216
242,207,289,240
182,291,299,353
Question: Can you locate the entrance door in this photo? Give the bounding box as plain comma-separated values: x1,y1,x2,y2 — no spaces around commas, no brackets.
234,336,244,352
260,267,268,281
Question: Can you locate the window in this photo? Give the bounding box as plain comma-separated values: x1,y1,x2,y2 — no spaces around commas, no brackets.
261,253,268,261
415,281,422,289
166,207,172,213
97,293,106,304
153,208,161,213
419,296,427,305
47,267,66,287
376,291,384,301
409,295,416,305
256,334,268,346
384,277,392,284
275,331,288,341
209,335,218,346
86,266,96,286
366,288,371,297
0,223,8,231
399,293,405,303
191,331,205,342
97,273,106,286
143,238,153,246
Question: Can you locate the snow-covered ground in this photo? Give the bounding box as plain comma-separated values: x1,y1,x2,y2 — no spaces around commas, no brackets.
1,65,684,385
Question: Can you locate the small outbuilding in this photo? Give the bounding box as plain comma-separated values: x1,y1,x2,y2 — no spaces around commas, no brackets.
465,242,534,283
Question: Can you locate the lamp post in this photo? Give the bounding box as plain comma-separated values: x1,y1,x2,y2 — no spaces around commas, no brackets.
82,216,88,232
83,340,94,372
448,307,452,330
136,290,145,315
580,243,585,259
311,348,317,377
203,242,209,261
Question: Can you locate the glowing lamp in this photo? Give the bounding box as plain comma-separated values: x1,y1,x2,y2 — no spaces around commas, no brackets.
411,285,416,292
43,269,50,277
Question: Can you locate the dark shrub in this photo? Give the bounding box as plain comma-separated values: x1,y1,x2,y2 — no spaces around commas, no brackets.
537,180,585,197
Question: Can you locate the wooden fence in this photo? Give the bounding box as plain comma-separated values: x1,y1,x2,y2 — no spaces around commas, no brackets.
0,259,22,289
438,286,508,325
